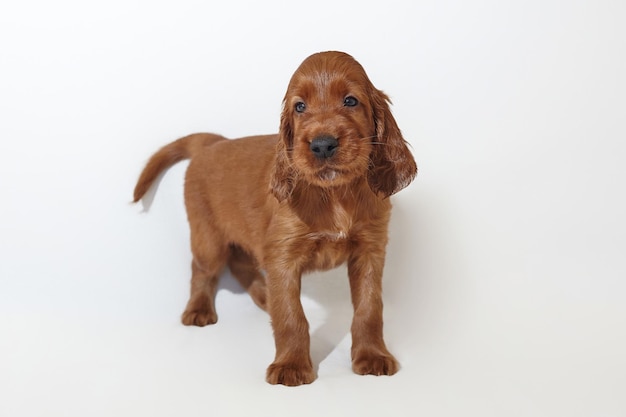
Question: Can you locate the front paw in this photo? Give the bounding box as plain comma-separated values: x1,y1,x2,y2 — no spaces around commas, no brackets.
181,308,217,326
266,361,316,386
181,294,218,326
352,350,399,376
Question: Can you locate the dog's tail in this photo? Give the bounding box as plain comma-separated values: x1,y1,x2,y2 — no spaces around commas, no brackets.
133,133,225,203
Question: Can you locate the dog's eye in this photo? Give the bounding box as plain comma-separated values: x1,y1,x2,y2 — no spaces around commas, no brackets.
343,96,358,107
295,102,306,113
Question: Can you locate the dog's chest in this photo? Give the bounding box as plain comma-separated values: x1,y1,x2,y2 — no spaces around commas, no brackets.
285,191,361,271
306,230,351,270
305,205,352,270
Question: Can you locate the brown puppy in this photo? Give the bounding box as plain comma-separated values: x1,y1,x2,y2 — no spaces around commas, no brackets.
133,51,417,386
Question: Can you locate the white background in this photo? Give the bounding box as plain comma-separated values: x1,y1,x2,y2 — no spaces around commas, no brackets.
1,1,625,416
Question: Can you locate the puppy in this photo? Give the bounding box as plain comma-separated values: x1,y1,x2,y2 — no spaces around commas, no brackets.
133,51,417,386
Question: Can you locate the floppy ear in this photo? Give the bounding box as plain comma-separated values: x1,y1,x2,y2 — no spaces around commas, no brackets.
270,101,297,202
367,89,417,197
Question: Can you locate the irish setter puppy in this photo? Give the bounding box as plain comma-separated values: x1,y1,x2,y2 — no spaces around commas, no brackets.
133,51,417,386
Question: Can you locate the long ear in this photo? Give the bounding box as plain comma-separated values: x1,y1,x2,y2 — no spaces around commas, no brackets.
270,102,297,202
368,89,417,197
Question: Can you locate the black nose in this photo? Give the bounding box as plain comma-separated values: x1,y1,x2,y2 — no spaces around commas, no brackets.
310,135,338,159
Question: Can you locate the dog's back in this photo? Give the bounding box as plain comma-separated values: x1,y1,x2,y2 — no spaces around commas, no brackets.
133,133,280,261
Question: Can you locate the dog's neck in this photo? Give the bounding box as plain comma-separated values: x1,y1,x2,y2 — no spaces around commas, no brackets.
287,178,371,233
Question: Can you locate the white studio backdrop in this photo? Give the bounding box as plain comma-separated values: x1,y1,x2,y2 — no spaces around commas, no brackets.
1,1,625,416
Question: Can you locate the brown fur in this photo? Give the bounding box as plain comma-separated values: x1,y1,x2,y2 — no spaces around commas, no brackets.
133,51,417,386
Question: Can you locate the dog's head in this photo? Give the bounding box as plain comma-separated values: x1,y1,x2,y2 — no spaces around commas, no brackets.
270,51,417,201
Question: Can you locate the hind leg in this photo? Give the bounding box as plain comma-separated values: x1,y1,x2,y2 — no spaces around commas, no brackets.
181,223,228,326
228,245,267,311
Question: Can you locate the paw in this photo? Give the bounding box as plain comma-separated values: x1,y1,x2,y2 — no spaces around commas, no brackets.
266,362,316,386
181,308,217,326
352,351,399,376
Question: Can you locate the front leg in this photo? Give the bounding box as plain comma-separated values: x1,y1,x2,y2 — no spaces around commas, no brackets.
348,247,399,376
265,267,315,386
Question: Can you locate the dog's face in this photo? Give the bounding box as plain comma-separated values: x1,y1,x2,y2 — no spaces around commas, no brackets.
271,51,417,201
283,52,376,188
